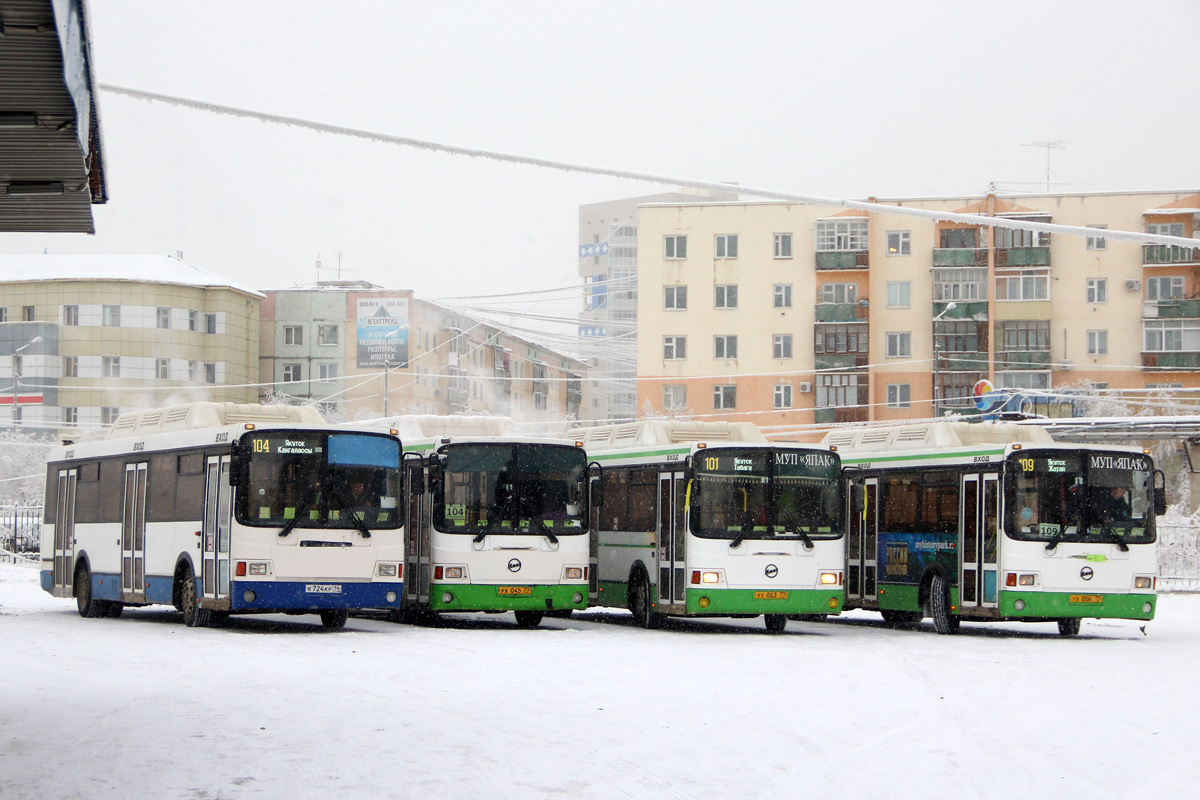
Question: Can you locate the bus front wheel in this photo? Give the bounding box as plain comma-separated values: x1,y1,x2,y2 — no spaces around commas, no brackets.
319,609,349,629
74,563,101,618
630,570,661,630
764,614,787,634
514,610,544,628
1057,618,1081,636
928,573,960,635
179,565,212,628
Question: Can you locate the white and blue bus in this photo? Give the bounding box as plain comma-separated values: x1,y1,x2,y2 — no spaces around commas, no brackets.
41,402,405,628
823,421,1163,635
572,421,845,633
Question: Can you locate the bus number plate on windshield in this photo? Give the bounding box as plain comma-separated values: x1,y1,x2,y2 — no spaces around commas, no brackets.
498,586,532,596
305,584,342,594
1069,594,1103,604
754,591,789,600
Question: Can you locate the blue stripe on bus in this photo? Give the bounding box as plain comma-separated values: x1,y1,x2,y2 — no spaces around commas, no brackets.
228,580,403,611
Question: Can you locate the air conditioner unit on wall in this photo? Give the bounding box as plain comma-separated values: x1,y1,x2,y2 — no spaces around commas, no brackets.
1125,279,1141,291
798,382,813,393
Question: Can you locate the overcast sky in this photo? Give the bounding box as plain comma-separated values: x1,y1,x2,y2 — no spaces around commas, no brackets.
3,0,1198,308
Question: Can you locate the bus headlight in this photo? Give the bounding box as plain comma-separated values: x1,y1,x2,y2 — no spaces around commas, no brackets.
819,572,838,585
1019,574,1036,586
441,592,454,604
248,563,269,576
563,567,583,580
1134,576,1153,589
701,571,720,584
377,563,398,578
440,566,465,580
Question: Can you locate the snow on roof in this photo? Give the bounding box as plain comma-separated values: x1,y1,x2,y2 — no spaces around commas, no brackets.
0,255,265,298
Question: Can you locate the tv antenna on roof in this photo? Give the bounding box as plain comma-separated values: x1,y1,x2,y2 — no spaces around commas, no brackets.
1021,139,1069,192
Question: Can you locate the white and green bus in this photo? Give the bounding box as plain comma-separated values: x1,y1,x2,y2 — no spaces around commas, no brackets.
822,421,1163,635
364,416,591,628
572,421,844,633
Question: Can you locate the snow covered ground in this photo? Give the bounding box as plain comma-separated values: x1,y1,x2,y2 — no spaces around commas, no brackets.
2,560,1197,799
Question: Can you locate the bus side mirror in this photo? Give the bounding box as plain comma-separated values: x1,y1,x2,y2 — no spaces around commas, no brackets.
1154,470,1167,516
587,461,603,508
229,440,244,487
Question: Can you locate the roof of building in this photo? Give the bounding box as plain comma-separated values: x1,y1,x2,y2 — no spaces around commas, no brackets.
0,254,265,297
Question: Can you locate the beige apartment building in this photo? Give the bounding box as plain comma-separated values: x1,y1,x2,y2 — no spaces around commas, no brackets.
1,255,262,434
635,190,1200,431
262,282,585,427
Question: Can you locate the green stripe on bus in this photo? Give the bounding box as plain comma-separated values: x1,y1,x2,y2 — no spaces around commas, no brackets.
589,448,690,461
841,448,1006,465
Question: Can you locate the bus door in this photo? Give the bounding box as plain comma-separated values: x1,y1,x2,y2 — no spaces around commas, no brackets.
121,462,149,603
656,471,687,613
201,456,233,603
405,462,430,607
587,472,600,604
960,473,1000,610
846,476,878,605
53,468,77,595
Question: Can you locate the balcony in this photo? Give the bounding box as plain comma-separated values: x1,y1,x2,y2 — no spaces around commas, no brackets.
1144,245,1200,265
1145,299,1200,319
1143,352,1200,370
815,353,869,371
938,353,990,372
814,407,869,425
815,301,869,322
995,350,1051,368
815,250,869,270
994,247,1050,267
932,301,988,320
933,248,988,267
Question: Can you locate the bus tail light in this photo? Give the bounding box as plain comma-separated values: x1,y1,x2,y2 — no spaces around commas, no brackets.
434,566,443,580
1006,573,1017,587
236,562,246,577
1135,576,1153,589
691,571,701,585
819,572,838,585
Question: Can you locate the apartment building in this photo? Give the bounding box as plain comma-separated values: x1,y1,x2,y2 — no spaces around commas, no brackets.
0,255,262,433
635,190,1200,429
262,282,585,426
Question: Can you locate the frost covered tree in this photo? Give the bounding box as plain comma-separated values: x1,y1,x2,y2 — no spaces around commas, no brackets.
0,429,52,508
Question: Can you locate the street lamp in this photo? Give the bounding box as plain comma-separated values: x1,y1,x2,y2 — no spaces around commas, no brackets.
10,336,43,430
932,303,957,418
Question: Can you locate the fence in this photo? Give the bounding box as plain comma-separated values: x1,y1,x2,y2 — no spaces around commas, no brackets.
2,507,41,564
1158,519,1200,591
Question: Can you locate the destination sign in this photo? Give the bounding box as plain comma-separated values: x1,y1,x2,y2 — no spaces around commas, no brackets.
250,436,322,456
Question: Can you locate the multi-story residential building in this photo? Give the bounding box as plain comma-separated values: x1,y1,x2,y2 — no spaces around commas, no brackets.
635,190,1200,430
578,187,738,423
1,255,262,433
261,282,585,427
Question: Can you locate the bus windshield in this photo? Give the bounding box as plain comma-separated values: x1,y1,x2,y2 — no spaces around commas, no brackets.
238,431,403,529
1007,449,1155,546
690,447,842,541
435,443,587,535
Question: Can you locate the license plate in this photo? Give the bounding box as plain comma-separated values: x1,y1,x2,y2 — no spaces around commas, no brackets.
1069,594,1103,604
305,584,342,594
498,586,532,596
754,591,790,600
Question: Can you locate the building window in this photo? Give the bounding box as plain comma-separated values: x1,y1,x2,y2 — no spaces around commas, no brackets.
534,392,547,411
206,313,218,335
157,307,171,329
1147,383,1183,389
714,335,738,359
887,282,911,308
774,384,792,409
204,363,217,384
0,308,6,323
1000,320,1050,352
995,269,1049,301
663,336,687,360
887,384,911,408
774,233,792,259
816,219,868,251
887,231,911,256
773,334,793,359
773,284,792,308
814,323,868,354
820,283,857,304
1087,225,1107,250
63,407,78,425
1147,276,1185,300
1087,330,1108,355
102,356,120,378
1087,279,1108,304
1144,319,1200,352
713,384,737,409
940,228,980,249
816,373,861,408
63,305,78,326
101,407,120,426
933,268,988,301
156,358,170,379
63,356,78,378
714,285,738,309
188,310,200,331
664,235,688,259
22,305,35,321
282,363,303,382
996,371,1051,390
663,385,687,410
318,363,339,382
664,286,688,309
995,223,1050,250
102,304,120,327
936,321,981,353
188,361,199,382
886,332,912,358
283,325,304,346
715,234,738,259
1148,222,1185,238
318,325,340,345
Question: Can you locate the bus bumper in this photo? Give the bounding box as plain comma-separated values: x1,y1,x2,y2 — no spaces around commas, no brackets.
685,587,843,616
430,582,587,612
228,580,403,612
998,590,1155,621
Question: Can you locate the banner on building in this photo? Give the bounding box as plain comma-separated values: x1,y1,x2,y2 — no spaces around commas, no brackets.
356,298,409,369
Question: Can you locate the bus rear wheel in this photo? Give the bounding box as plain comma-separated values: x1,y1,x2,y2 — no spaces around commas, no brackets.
881,609,923,627
319,609,349,629
927,573,960,635
629,570,661,630
1057,618,1081,636
514,610,544,628
764,614,787,634
179,565,212,628
75,563,101,618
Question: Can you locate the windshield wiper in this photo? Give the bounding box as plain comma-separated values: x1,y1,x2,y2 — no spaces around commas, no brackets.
730,517,755,549
779,512,815,550
330,487,372,539
1101,524,1130,552
473,495,514,544
278,486,320,538
1044,529,1066,552
531,516,559,545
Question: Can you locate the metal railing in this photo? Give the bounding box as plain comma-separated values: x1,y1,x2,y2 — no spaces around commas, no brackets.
2,507,40,563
